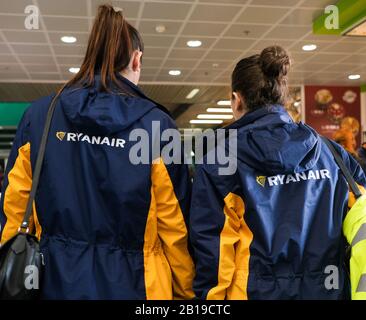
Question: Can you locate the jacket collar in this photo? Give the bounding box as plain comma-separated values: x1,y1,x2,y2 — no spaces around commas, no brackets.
115,73,148,98
226,104,290,129
91,72,171,116
115,73,171,116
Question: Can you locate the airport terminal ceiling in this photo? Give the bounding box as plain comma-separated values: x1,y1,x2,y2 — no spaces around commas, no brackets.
2,0,366,304
0,0,365,131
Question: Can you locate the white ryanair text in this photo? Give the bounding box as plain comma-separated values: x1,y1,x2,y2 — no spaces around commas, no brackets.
267,170,331,187
65,132,125,148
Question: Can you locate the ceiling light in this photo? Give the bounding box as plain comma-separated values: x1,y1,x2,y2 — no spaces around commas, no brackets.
61,36,77,43
155,24,166,33
169,70,181,76
302,44,317,51
113,6,123,13
348,74,361,80
207,108,232,113
294,101,301,107
186,88,200,99
217,100,231,106
69,67,80,74
197,114,233,120
190,120,223,124
187,40,202,48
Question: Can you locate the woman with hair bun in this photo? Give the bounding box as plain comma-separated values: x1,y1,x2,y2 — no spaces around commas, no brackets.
190,46,366,300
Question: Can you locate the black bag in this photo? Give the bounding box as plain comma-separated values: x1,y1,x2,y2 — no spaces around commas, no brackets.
0,94,59,299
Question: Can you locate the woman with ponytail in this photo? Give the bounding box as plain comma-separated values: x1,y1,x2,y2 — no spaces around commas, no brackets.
0,5,194,300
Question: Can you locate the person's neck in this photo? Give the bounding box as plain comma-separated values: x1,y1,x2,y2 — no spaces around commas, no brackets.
120,71,138,86
234,108,249,121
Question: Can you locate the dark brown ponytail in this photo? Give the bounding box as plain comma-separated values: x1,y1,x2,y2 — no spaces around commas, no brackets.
232,46,291,111
66,4,144,92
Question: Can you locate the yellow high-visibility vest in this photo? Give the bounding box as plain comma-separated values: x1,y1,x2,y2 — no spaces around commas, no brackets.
343,194,366,300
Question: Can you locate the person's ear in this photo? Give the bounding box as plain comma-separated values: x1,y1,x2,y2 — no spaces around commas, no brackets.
231,91,246,120
131,50,142,73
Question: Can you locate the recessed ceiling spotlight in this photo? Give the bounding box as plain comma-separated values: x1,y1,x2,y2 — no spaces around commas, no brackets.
155,24,166,33
113,6,123,13
169,70,181,76
217,100,231,106
302,44,317,51
69,67,80,74
348,74,361,80
186,88,200,99
187,40,202,48
212,63,219,68
61,36,77,43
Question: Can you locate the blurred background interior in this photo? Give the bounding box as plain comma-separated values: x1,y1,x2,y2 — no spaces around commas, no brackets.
0,0,366,182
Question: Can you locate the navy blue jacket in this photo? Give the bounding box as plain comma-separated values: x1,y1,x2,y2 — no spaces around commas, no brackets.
190,105,366,300
0,75,195,300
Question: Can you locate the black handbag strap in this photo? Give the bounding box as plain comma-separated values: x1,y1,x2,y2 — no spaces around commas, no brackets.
19,94,60,232
321,136,362,200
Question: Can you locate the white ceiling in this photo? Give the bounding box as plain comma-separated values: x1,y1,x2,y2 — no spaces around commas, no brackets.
0,0,365,87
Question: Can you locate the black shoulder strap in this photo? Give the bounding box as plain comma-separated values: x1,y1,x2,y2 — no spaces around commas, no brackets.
321,136,362,199
19,94,59,231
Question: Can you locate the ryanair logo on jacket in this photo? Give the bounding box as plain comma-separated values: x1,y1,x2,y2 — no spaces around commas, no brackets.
56,131,126,148
256,169,331,187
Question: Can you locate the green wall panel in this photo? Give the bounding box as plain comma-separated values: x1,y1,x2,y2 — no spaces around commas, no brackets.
0,102,30,126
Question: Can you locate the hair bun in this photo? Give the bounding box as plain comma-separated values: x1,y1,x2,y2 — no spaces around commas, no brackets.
259,46,291,79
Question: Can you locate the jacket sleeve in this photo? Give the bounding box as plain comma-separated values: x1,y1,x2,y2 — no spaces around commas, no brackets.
190,164,251,300
0,109,41,245
151,158,195,299
342,151,366,300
